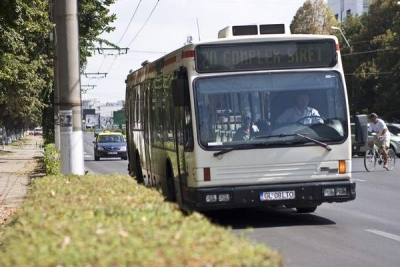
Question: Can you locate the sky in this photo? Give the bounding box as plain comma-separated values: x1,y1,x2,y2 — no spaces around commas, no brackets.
81,0,308,104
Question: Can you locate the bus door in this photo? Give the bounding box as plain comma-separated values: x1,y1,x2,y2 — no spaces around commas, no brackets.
143,81,154,186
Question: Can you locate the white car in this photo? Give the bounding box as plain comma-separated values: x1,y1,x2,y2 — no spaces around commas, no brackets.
33,127,43,136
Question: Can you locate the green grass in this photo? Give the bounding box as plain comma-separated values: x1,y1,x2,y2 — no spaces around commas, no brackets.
0,175,282,267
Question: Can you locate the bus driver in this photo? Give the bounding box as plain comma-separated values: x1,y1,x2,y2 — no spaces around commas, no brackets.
276,93,322,124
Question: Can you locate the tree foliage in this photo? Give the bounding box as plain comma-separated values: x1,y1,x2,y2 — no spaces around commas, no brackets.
0,0,53,135
341,0,400,120
78,0,117,69
290,0,338,34
0,0,117,141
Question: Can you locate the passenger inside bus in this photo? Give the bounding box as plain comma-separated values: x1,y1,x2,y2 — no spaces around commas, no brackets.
233,113,253,141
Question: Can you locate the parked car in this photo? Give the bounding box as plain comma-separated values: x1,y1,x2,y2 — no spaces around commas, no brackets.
33,127,43,136
93,132,127,161
386,122,400,136
351,122,400,157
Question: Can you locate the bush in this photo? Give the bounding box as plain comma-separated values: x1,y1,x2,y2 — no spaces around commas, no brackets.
43,143,60,175
0,175,282,267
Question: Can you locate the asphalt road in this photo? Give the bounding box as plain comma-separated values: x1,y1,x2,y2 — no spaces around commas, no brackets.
83,132,400,267
83,132,128,175
206,157,400,267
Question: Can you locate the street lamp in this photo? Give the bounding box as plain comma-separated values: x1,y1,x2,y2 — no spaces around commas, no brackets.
331,26,351,48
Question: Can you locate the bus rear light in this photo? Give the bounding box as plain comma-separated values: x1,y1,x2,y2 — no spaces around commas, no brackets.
204,168,211,181
339,160,346,174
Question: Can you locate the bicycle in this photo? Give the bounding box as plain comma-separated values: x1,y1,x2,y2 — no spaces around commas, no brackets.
364,136,396,172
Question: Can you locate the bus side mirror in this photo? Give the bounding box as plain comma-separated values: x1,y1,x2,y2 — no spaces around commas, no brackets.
172,78,189,106
353,114,368,145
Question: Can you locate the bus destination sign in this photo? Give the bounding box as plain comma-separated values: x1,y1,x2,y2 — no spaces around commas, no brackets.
195,40,337,72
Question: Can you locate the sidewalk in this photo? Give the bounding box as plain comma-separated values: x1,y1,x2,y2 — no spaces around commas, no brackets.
0,135,44,226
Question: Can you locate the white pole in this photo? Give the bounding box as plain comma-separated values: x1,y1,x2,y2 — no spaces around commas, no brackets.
54,0,84,175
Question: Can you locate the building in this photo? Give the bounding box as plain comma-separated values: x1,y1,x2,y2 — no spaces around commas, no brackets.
82,99,125,129
328,0,372,22
82,99,101,110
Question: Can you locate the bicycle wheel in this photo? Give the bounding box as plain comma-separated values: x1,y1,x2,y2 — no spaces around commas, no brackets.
364,148,377,172
385,149,396,171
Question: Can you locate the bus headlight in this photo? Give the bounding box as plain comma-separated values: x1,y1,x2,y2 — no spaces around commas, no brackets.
335,187,349,196
205,194,217,203
218,194,230,202
323,187,349,197
205,193,231,203
323,188,335,197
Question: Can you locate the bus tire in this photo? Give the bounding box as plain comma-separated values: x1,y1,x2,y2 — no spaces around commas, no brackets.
296,206,317,213
135,154,144,184
165,162,176,202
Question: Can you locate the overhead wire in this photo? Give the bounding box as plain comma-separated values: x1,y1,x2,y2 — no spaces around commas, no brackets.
117,0,142,45
95,0,161,75
126,0,161,48
84,0,162,101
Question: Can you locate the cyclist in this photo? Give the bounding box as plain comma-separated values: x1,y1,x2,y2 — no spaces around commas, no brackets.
368,113,390,169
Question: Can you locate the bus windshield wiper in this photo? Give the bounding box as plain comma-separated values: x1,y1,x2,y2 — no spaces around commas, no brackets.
254,133,332,151
213,142,269,157
295,133,332,151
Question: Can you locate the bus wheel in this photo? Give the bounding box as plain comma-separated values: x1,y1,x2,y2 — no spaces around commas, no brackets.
296,206,317,213
165,163,176,202
135,156,144,184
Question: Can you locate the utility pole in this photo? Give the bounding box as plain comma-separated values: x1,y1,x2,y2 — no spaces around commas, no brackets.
52,24,61,151
54,0,85,175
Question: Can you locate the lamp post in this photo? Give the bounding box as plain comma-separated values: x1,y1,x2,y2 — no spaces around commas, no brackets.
331,26,351,48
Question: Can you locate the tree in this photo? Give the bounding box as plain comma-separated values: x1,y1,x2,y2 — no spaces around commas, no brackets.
345,0,400,120
0,0,53,134
290,0,338,34
0,0,119,142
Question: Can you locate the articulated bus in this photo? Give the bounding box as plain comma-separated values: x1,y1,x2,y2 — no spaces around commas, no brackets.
125,24,359,213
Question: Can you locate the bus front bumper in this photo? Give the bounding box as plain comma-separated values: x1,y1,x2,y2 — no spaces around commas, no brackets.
187,180,356,211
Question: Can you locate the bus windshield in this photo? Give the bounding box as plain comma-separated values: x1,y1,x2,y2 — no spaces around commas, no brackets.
195,71,348,148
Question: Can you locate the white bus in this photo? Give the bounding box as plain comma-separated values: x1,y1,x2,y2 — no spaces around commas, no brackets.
125,24,358,213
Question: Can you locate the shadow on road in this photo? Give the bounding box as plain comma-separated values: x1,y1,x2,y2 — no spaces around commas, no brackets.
202,206,336,230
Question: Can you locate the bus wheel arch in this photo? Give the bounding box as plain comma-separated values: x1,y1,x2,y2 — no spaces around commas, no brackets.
134,151,144,184
165,160,177,202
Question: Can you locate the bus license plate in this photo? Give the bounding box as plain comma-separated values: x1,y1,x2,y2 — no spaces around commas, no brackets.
260,191,295,201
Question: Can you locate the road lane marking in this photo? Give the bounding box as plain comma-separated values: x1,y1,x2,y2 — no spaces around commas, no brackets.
352,178,366,182
365,229,400,242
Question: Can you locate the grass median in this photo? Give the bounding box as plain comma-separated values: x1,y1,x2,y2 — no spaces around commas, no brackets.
0,174,282,267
